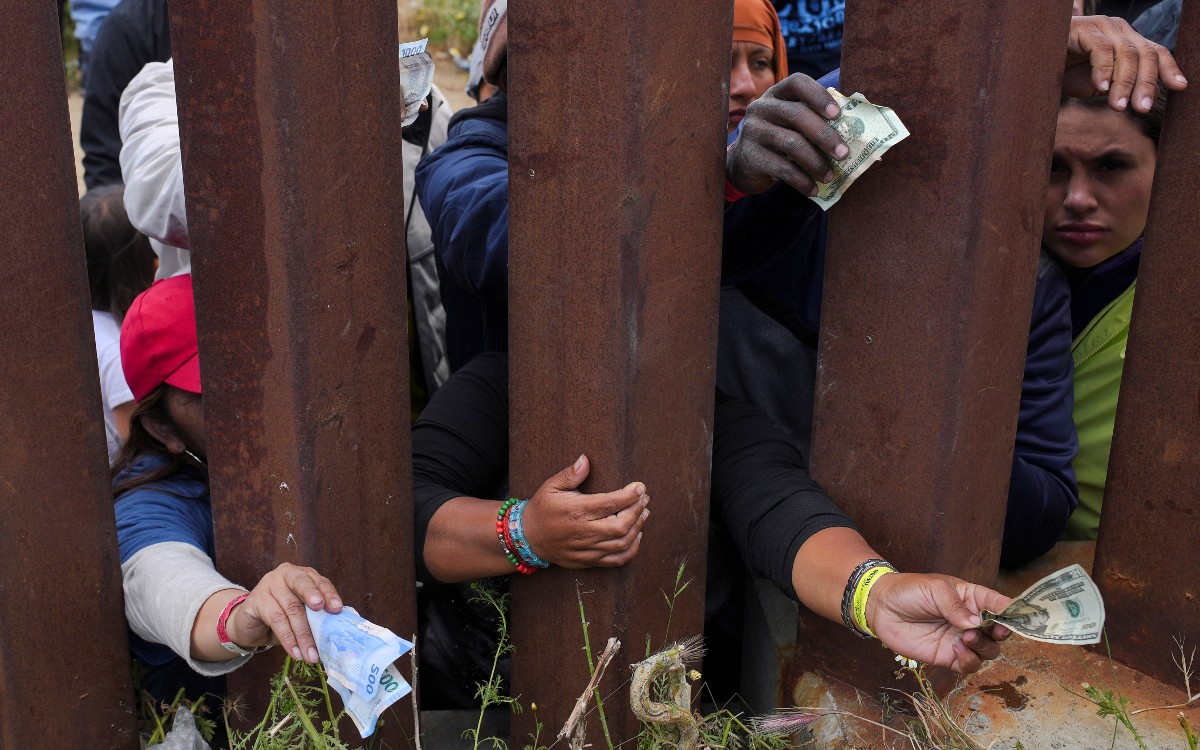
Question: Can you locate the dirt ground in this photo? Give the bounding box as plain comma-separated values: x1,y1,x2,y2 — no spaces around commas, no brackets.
68,53,471,196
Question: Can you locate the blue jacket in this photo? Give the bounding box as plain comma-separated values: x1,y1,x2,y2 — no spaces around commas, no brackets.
414,74,1078,567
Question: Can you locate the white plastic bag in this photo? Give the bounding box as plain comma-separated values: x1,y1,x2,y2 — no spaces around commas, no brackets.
146,708,211,750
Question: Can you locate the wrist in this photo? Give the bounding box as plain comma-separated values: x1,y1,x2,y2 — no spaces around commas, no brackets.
840,558,897,639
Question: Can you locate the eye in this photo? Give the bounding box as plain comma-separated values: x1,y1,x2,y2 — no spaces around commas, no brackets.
1099,158,1128,172
751,57,772,71
1049,157,1066,174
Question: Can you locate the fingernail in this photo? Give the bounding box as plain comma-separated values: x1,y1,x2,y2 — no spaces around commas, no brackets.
823,171,835,183
330,598,342,609
635,482,645,496
964,629,979,644
1099,79,1110,91
310,595,322,607
308,647,320,663
574,454,585,471
1141,96,1153,110
809,185,819,197
1176,74,1188,84
824,103,840,118
1117,97,1128,109
970,615,981,628
834,144,848,159
641,494,650,507
292,646,302,660
642,508,650,519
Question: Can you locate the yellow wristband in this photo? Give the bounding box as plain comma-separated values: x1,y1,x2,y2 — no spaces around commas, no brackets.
851,566,893,638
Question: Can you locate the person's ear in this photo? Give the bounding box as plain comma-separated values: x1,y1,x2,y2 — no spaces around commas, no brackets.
141,414,187,455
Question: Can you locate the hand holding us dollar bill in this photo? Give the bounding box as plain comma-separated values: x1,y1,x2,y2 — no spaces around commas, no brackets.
810,88,910,210
306,606,413,738
981,564,1105,645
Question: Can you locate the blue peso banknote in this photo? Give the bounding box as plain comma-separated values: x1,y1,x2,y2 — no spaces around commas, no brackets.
306,606,412,699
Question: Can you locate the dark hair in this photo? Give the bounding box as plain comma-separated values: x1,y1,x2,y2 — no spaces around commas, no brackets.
110,386,205,497
1061,85,1169,147
81,185,157,323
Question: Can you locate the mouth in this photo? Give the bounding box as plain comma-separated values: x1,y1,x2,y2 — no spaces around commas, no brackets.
1055,223,1107,245
728,109,746,128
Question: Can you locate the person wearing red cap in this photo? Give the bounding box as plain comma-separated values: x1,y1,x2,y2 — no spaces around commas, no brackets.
111,274,345,704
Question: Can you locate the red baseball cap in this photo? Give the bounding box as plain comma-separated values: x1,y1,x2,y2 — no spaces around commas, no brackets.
121,274,201,401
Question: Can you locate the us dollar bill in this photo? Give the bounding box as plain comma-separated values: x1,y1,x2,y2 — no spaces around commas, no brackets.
811,89,910,211
981,564,1105,645
399,38,434,128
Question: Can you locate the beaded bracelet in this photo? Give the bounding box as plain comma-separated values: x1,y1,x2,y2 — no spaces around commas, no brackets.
851,564,894,639
839,558,896,639
507,500,550,569
495,499,535,574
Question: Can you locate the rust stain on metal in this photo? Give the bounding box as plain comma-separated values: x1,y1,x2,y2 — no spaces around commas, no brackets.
797,0,1073,695
167,0,415,737
1092,2,1200,689
506,0,730,744
0,3,138,747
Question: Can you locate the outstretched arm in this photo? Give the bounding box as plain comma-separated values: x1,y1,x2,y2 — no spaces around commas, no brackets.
790,528,1012,674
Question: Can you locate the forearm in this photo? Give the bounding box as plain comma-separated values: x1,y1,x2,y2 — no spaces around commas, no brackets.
121,542,251,676
789,527,881,624
424,496,513,582
189,587,251,663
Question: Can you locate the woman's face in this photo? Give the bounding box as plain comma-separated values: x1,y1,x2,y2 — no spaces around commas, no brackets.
729,41,775,134
1042,104,1157,269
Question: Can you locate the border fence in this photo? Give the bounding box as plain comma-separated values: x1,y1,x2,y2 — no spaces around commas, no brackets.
1,1,1196,748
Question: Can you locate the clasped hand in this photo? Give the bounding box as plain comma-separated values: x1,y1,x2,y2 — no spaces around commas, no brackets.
521,454,650,568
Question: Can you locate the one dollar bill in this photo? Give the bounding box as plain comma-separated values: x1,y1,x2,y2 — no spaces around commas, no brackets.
810,88,910,211
981,564,1105,645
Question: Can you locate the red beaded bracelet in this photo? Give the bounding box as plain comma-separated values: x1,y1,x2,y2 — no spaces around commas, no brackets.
496,498,535,574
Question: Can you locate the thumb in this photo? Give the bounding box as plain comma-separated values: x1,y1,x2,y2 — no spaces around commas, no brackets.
935,581,982,631
545,454,590,493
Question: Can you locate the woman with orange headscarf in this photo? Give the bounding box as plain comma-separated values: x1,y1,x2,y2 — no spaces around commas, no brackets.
729,0,788,134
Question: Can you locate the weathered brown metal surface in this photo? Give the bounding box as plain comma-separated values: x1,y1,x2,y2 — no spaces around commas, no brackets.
0,3,138,748
507,0,730,743
798,1,1074,691
1093,4,1200,687
167,0,415,736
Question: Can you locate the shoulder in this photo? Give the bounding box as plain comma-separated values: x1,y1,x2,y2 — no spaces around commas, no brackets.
114,458,212,563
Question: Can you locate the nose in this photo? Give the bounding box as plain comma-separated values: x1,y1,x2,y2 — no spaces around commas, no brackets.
729,59,756,105
1063,172,1098,216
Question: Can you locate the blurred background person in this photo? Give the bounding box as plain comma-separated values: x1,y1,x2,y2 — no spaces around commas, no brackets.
729,0,789,135
82,184,157,461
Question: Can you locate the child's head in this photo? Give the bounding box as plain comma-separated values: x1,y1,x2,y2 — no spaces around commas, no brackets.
80,186,156,322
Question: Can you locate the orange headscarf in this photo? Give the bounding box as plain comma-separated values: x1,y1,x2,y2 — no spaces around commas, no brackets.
733,0,788,83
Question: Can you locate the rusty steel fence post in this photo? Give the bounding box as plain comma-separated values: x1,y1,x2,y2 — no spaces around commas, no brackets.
1092,5,1200,688
167,0,415,736
0,3,138,748
796,1,1074,691
507,0,730,742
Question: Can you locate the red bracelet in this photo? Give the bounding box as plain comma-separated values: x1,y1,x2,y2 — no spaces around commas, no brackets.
724,178,748,203
216,592,259,656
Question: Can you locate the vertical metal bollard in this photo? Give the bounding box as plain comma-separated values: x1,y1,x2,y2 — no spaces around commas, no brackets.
1093,6,1200,688
0,3,138,747
798,1,1073,689
167,0,415,736
507,1,730,743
